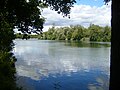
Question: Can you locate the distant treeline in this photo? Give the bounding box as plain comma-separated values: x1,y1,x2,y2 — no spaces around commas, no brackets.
16,24,111,42
15,33,38,39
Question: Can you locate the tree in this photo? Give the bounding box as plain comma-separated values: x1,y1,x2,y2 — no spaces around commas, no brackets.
107,0,120,90
71,25,85,40
102,26,111,42
88,24,103,41
104,0,120,89
0,0,76,89
0,0,76,34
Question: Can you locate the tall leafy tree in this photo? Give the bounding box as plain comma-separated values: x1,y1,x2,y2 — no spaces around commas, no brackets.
71,25,85,40
0,0,76,89
102,26,111,42
88,24,103,41
0,0,76,34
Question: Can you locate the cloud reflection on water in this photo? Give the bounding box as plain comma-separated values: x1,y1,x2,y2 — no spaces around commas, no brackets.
14,40,110,81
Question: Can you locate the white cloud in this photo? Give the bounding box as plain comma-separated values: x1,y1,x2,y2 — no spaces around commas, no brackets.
42,2,111,32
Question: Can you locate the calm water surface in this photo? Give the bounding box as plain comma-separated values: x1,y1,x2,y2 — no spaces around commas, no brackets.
13,39,110,90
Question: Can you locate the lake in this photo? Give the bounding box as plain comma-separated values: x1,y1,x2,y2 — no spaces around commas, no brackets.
13,39,110,90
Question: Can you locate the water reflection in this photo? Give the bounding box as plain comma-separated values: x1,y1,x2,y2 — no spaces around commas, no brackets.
14,39,110,90
63,41,111,48
88,76,109,90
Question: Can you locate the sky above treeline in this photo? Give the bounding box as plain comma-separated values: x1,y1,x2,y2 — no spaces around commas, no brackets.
42,0,111,32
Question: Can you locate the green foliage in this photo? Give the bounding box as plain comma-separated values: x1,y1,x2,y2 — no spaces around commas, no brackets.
0,52,17,90
71,25,85,40
0,0,76,89
89,24,103,41
15,24,111,42
39,24,111,42
0,19,19,89
0,0,76,35
0,17,15,52
89,24,111,42
102,26,111,42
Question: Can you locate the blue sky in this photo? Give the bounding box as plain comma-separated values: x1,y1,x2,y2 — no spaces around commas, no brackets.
76,0,105,7
42,0,111,31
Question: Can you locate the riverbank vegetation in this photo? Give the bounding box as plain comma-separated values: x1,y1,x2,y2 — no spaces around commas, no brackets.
39,24,111,42
0,20,21,90
16,24,111,42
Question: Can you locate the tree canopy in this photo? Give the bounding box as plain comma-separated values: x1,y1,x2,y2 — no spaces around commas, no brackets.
0,0,76,89
0,0,76,34
35,24,111,42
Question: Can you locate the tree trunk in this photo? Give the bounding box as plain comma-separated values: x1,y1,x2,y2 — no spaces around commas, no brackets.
109,0,120,89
